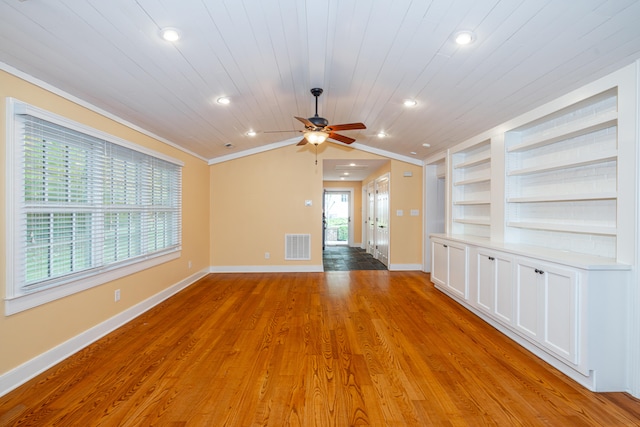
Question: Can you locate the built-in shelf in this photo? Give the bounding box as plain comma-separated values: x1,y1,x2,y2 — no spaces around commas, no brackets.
453,176,491,186
503,88,619,257
507,111,617,153
507,221,617,236
454,218,491,226
508,151,617,176
450,139,492,238
507,193,617,203
454,200,491,205
454,155,491,169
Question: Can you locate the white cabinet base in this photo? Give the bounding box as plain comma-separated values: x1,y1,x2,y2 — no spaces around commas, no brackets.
430,234,629,392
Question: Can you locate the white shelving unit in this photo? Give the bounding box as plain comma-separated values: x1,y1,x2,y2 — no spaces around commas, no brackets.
426,64,639,395
451,139,491,238
504,89,618,258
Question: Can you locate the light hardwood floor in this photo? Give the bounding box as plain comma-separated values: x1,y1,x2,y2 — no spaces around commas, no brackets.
1,271,639,426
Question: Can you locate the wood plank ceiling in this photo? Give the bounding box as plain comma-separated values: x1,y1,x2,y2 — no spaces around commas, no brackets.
1,0,640,175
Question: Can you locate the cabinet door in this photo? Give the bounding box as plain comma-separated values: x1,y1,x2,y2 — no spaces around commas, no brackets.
431,240,448,287
447,243,468,299
541,265,578,364
477,250,513,324
515,260,542,340
494,255,514,324
515,258,579,365
476,252,494,313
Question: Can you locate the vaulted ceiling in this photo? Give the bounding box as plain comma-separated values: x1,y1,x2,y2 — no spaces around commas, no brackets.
2,0,640,172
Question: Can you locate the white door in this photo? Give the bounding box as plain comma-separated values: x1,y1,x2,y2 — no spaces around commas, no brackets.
375,174,389,266
367,182,375,255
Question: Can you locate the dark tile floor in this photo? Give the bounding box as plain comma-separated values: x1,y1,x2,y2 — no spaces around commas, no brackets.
322,245,387,271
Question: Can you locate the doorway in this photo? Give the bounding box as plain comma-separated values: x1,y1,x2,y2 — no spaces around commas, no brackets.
323,190,351,246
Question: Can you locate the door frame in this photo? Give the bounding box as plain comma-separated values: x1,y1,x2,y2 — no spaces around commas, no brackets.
323,188,355,247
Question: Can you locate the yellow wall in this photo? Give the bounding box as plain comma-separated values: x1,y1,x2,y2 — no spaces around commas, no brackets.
323,180,363,245
389,161,423,265
0,70,422,380
0,71,210,374
210,143,423,268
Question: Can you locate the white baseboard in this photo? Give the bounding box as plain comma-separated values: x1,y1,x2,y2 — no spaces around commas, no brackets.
210,265,324,273
388,263,423,271
0,269,208,397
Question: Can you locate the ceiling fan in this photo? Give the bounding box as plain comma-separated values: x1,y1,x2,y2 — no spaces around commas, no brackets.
269,88,366,146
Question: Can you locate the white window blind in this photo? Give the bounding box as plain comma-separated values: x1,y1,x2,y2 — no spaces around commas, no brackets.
7,101,182,308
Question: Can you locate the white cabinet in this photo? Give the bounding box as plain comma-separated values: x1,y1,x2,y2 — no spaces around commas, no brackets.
475,248,514,326
425,68,637,392
430,234,629,390
431,238,468,299
514,258,578,365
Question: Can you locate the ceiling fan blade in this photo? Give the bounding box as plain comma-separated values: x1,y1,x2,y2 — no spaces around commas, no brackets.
296,137,308,146
328,132,355,144
326,122,366,131
295,116,315,128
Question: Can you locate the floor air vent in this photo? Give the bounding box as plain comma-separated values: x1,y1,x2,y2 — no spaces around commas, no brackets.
285,234,311,260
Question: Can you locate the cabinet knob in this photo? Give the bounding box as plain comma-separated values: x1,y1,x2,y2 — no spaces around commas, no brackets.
488,256,495,261
443,244,448,248
534,268,544,275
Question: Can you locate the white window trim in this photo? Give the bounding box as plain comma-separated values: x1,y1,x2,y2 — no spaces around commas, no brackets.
4,98,184,315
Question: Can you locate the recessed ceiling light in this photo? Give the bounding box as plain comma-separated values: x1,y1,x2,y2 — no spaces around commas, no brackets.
349,163,356,166
224,143,234,149
454,30,475,45
410,151,417,155
340,177,345,180
422,143,431,148
344,172,349,176
217,97,231,105
160,27,181,42
403,99,417,107
377,131,387,138
246,130,256,137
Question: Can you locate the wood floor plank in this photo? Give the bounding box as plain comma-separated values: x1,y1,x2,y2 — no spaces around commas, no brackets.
1,271,639,426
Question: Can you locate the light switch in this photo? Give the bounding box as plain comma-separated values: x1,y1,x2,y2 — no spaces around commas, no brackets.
410,209,419,216
396,210,404,216
305,200,312,206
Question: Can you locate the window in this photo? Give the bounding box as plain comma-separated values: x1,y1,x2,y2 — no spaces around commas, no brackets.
5,100,183,314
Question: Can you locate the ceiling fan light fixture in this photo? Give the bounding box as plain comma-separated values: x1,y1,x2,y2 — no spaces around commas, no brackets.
160,27,181,42
304,130,329,145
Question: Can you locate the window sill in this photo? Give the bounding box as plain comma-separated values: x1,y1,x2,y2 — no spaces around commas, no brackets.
4,250,180,316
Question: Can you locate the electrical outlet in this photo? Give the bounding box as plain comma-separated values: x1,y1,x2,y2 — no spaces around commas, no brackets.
188,260,192,269
114,289,120,302
265,252,270,259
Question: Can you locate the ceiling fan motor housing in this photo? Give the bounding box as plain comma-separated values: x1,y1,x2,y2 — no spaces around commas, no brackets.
308,116,329,128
